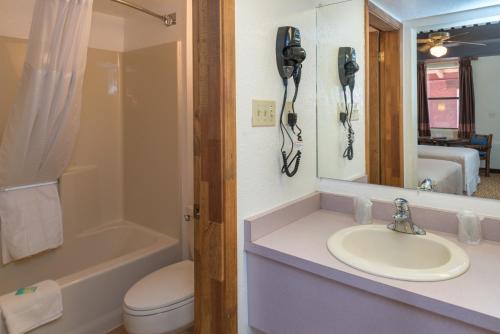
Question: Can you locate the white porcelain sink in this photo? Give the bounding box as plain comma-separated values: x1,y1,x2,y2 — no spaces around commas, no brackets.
327,225,470,282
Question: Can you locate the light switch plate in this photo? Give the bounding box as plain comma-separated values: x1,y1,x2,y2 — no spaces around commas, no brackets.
252,100,276,127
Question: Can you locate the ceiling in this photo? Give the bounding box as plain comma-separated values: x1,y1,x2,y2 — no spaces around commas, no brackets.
95,0,500,23
417,22,500,60
93,0,170,19
371,0,500,21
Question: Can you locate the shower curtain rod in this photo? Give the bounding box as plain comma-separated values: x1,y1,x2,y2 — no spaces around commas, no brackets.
109,0,176,27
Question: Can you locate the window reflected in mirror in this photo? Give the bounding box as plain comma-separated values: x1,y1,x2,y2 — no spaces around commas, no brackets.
427,62,460,129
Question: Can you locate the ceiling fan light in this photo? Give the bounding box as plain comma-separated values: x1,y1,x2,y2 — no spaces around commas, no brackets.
430,45,448,58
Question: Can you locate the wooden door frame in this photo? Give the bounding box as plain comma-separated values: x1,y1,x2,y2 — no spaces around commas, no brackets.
367,28,381,184
193,0,237,333
365,0,404,187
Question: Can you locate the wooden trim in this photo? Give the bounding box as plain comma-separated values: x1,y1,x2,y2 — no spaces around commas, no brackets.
366,1,404,187
367,29,381,184
427,97,460,101
368,1,401,32
481,168,500,173
193,0,237,333
365,0,370,182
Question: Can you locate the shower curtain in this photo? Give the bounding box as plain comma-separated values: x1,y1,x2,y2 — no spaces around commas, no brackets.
0,0,94,264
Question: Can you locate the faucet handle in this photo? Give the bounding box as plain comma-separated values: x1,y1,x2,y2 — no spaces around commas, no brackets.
394,198,409,211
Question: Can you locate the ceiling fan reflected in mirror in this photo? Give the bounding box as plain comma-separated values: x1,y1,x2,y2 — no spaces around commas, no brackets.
417,32,487,58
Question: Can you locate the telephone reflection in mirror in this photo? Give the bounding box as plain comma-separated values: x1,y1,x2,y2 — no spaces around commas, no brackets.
338,47,359,161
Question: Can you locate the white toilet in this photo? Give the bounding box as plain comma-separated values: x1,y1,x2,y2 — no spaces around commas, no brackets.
123,260,194,334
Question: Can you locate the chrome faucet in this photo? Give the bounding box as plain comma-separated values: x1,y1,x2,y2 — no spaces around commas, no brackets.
387,198,426,235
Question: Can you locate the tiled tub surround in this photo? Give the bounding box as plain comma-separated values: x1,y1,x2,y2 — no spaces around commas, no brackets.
245,192,500,334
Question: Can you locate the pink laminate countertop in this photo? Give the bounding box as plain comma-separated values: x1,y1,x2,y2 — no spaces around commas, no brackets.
249,210,500,333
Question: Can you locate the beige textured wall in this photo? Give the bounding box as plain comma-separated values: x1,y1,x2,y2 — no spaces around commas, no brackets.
71,46,124,224
0,37,25,139
0,36,181,239
0,36,124,224
122,42,181,238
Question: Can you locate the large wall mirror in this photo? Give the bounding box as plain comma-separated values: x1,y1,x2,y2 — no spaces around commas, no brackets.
317,0,500,202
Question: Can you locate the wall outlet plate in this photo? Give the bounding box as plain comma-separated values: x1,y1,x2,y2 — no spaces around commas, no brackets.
252,100,276,127
338,103,360,122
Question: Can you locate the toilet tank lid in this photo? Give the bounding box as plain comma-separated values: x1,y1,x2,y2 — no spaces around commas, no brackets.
124,260,194,311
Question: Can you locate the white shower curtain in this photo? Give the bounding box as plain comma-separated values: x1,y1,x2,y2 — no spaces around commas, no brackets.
0,0,94,264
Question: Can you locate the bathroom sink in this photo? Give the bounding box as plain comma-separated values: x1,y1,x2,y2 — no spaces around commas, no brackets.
327,225,470,282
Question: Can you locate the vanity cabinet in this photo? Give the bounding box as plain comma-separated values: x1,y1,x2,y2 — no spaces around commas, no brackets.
247,253,494,334
245,193,500,334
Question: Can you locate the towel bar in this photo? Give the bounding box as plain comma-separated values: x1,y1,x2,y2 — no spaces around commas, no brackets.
0,181,58,192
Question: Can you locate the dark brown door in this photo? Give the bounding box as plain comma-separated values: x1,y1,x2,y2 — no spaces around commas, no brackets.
379,30,403,187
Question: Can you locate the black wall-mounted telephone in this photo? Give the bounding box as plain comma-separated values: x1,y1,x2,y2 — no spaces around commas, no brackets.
276,27,306,80
276,26,307,178
338,47,359,161
338,47,359,90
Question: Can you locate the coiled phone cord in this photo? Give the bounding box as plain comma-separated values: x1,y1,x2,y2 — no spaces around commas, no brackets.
280,75,302,177
342,85,355,161
291,67,303,139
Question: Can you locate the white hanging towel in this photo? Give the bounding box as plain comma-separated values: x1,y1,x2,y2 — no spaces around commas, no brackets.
0,280,62,334
0,184,63,264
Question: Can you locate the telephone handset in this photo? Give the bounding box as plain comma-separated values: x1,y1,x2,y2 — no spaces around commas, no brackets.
276,27,306,80
338,47,359,161
276,26,307,177
338,47,360,90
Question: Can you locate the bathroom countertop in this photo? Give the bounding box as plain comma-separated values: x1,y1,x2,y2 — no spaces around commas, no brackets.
245,209,500,333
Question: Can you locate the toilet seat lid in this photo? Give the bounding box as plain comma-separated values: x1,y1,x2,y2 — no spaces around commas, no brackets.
124,260,194,311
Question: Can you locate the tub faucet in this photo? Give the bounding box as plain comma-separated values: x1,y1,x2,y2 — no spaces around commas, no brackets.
387,198,426,235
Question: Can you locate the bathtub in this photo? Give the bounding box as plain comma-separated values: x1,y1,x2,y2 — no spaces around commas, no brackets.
0,221,180,334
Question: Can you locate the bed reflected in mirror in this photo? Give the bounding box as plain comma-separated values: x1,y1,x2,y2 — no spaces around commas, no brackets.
316,1,500,201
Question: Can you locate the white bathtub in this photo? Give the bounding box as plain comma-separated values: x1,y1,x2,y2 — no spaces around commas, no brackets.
0,221,180,334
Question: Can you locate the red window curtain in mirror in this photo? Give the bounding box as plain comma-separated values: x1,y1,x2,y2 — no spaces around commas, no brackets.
417,62,431,137
458,58,475,139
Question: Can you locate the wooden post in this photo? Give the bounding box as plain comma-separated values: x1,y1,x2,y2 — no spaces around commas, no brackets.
193,0,237,333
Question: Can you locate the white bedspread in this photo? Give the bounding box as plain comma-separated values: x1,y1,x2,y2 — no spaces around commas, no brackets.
418,145,480,196
417,159,463,195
